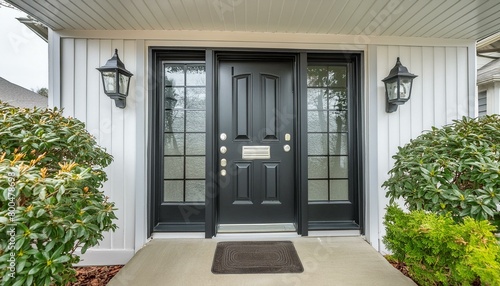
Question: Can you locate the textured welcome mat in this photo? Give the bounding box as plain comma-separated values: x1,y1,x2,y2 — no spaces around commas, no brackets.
211,241,304,274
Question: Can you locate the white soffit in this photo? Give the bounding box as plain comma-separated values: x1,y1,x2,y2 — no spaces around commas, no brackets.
6,0,500,41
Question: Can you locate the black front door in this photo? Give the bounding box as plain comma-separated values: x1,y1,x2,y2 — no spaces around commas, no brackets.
217,58,296,225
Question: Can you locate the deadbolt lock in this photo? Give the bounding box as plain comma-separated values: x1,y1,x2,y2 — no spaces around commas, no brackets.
220,146,227,154
220,158,227,167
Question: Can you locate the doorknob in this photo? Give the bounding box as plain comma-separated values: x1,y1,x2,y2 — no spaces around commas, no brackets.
283,144,291,152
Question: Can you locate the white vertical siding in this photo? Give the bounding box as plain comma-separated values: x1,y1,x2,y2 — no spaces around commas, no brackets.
58,38,139,265
374,45,471,253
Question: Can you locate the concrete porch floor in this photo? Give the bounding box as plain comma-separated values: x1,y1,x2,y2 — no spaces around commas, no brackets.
108,236,416,286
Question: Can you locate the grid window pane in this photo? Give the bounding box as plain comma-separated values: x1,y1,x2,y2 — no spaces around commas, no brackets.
328,90,347,110
164,180,184,202
164,157,184,179
186,156,205,179
186,134,205,155
308,180,328,201
164,133,184,155
307,66,328,86
164,110,184,132
307,88,328,110
329,133,348,155
329,111,348,132
307,134,328,155
327,66,347,87
186,65,206,86
165,65,185,86
308,157,328,178
164,87,185,109
186,111,206,132
185,180,205,202
186,88,206,109
330,156,348,178
330,180,349,200
307,111,328,132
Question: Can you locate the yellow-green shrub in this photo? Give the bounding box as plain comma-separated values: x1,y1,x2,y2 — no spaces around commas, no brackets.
0,102,117,285
384,205,500,286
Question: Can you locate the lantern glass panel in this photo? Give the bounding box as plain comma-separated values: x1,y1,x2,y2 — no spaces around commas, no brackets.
102,71,116,93
118,73,130,95
385,80,398,101
400,78,412,99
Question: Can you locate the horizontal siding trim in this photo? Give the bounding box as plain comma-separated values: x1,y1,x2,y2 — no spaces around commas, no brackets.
54,30,472,47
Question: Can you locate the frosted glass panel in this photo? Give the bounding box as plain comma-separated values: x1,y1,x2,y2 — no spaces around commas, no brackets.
329,111,348,132
185,180,205,202
330,156,348,178
186,156,205,179
164,133,184,155
164,157,184,179
165,65,185,86
186,88,205,109
186,134,205,155
329,133,348,155
164,87,184,110
307,134,328,155
327,66,347,87
186,111,206,132
330,180,349,200
186,65,206,86
164,180,183,202
308,180,328,201
307,66,328,86
164,110,184,132
308,157,328,178
307,88,328,110
308,111,328,132
328,90,347,110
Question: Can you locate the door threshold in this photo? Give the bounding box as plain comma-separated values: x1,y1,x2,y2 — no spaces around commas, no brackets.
217,223,296,233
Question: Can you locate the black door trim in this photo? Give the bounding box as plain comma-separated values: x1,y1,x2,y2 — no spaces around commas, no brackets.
149,48,364,238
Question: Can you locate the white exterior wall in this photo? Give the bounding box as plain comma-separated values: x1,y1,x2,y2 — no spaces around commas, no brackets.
49,30,475,265
372,45,472,253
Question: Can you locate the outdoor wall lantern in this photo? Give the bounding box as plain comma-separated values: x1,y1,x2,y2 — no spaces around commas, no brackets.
382,57,417,113
97,49,133,108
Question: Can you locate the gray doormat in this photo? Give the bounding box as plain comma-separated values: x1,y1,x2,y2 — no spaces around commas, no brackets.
211,241,304,274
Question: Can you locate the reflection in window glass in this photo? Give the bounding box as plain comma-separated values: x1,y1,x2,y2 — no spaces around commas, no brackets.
164,63,206,203
307,65,349,202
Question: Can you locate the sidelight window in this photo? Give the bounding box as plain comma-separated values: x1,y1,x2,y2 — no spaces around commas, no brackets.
307,65,349,202
163,63,206,203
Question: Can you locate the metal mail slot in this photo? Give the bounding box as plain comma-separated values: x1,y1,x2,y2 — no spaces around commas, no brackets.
242,146,271,160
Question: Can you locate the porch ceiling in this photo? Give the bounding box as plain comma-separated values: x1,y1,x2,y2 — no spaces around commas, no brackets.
6,0,500,41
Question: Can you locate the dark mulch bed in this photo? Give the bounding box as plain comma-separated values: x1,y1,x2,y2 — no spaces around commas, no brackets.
67,265,123,286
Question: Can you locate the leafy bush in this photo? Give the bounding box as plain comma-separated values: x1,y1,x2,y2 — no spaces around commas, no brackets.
384,205,500,286
383,115,500,227
0,102,117,285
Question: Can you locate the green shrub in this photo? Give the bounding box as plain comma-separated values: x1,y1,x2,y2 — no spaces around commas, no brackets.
0,102,117,285
383,115,500,227
384,205,500,286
